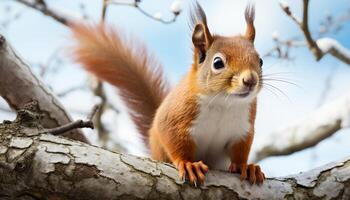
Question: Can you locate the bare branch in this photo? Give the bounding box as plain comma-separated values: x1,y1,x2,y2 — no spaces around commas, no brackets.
279,1,301,25
252,93,350,162
107,0,180,24
316,66,339,107
0,5,24,29
56,84,87,97
42,104,100,135
0,33,89,143
318,9,350,37
89,80,110,147
15,0,74,25
277,0,350,64
43,119,93,135
87,104,100,121
101,0,109,20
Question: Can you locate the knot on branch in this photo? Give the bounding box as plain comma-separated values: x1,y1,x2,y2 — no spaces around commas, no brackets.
15,101,43,128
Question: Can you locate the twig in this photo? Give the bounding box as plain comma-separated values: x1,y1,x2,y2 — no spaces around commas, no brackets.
275,0,350,64
135,6,177,24
57,85,87,97
42,103,101,135
0,33,89,143
279,1,301,25
44,119,93,135
15,0,72,25
278,0,322,60
299,0,323,60
316,66,339,107
90,81,109,147
107,0,179,24
101,0,109,21
87,104,100,121
37,47,62,77
0,6,24,29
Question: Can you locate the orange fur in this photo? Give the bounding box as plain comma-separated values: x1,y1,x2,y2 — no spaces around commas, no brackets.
70,2,264,185
70,23,169,144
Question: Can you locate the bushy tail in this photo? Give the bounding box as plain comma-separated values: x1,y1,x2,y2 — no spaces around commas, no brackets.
70,23,169,143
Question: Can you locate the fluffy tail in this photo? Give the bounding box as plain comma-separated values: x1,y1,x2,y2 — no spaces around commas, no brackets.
70,23,169,143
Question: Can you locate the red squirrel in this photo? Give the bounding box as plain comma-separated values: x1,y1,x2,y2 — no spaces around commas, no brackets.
70,2,265,185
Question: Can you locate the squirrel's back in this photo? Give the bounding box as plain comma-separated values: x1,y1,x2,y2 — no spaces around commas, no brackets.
70,23,169,142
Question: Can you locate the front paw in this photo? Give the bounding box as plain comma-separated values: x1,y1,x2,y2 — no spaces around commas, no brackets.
175,160,209,186
229,163,265,185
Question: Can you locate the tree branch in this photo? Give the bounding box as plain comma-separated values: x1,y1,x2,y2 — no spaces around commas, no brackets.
252,93,350,162
300,0,323,60
0,33,89,143
1,115,350,199
15,0,77,25
279,0,350,64
43,119,93,135
107,0,180,24
316,37,350,64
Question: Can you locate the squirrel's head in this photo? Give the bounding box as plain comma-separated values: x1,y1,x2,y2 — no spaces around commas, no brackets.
191,2,262,102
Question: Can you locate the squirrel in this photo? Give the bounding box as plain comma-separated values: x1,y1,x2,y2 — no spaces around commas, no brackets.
70,2,265,185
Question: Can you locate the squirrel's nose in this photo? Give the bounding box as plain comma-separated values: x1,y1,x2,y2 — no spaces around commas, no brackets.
241,71,257,89
243,77,256,88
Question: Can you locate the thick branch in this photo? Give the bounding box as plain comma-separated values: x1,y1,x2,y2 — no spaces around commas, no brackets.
252,93,350,162
0,118,350,199
0,34,88,143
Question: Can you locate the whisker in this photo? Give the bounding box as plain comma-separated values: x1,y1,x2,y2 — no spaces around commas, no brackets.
263,83,291,102
262,74,297,80
262,78,301,88
263,72,294,76
261,75,299,83
262,86,280,99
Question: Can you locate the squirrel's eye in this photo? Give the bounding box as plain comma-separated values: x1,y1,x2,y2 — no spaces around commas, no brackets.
212,56,225,73
259,58,263,67
213,57,224,69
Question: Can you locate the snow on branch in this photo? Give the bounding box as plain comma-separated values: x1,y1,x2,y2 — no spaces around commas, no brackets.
317,37,350,64
106,0,182,24
278,0,350,65
252,93,350,162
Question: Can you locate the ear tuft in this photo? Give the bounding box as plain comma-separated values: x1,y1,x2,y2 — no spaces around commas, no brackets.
190,1,208,30
190,1,212,63
245,3,256,42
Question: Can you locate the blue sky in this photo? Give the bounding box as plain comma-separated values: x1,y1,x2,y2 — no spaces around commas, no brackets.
0,0,350,177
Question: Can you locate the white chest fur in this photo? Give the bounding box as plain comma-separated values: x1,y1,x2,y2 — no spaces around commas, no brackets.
190,94,251,170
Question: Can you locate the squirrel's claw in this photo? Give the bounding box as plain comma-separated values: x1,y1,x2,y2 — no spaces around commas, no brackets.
176,160,209,186
229,163,265,185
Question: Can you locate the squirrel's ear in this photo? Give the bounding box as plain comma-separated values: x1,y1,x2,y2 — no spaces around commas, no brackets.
244,3,255,43
192,23,212,62
191,2,213,63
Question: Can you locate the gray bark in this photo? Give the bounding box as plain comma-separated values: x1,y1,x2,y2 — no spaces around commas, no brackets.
0,110,349,200
0,34,88,143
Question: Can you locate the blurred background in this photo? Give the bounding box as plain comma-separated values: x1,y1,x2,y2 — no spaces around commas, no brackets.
0,0,349,177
